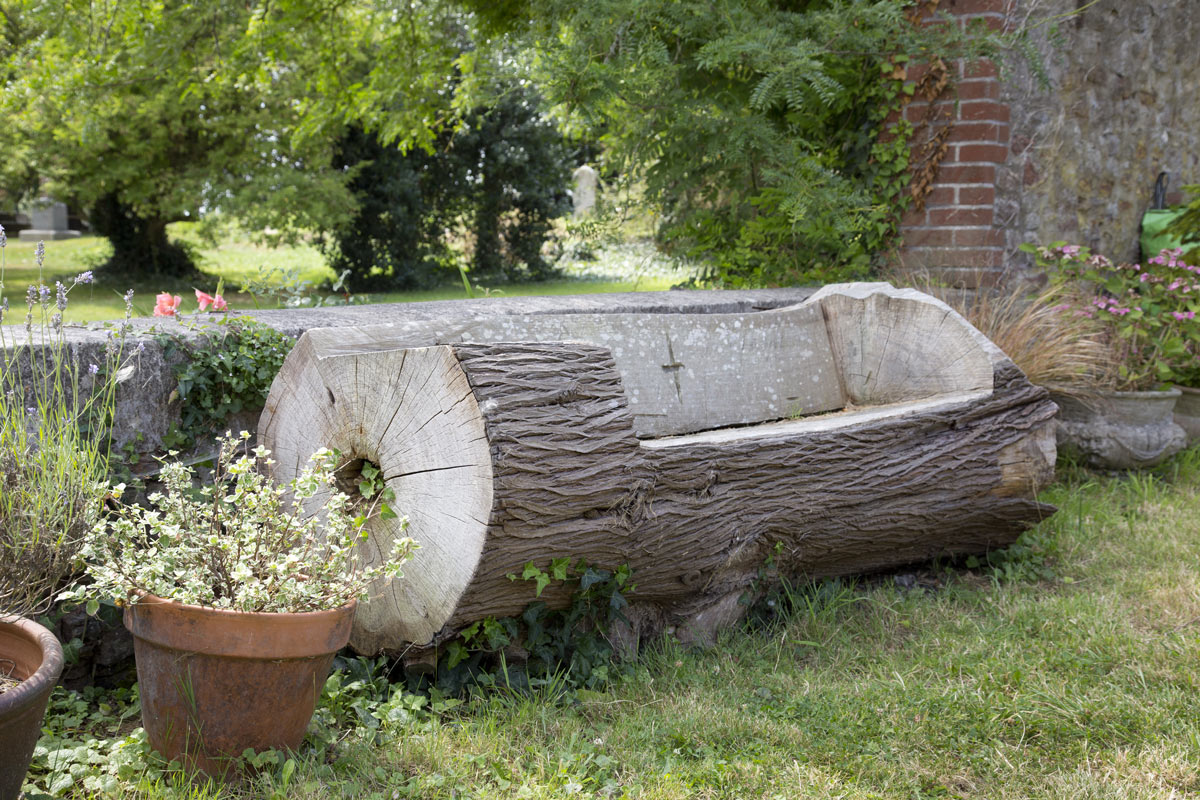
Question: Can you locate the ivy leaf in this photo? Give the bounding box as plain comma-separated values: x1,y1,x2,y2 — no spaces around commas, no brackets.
580,567,610,592
549,557,571,582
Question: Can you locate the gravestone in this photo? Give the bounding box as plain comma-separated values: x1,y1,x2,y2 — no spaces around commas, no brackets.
572,165,598,218
18,198,80,241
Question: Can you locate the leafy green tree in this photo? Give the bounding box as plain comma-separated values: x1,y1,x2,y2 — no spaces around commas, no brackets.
324,82,571,290
0,0,464,278
477,0,1006,286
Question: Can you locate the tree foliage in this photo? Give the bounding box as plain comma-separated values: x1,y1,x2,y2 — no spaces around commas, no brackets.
1167,185,1200,264
491,0,1007,286
324,82,571,291
0,0,466,277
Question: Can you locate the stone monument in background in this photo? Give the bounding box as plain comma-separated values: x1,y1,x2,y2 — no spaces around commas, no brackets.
572,164,598,218
19,197,80,241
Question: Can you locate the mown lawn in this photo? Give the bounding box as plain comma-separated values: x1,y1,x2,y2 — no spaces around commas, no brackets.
0,229,684,323
24,451,1200,799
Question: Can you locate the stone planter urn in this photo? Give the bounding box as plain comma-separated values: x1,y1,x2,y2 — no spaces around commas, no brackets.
1052,388,1187,470
1172,386,1200,445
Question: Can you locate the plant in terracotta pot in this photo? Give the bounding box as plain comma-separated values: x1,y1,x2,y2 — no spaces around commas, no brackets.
64,431,417,776
1,230,135,800
1028,242,1200,468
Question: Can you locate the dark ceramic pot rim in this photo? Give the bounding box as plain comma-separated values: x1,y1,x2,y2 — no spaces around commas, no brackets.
0,614,64,719
123,593,356,660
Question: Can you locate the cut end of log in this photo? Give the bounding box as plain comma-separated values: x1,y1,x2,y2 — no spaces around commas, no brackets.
259,342,493,650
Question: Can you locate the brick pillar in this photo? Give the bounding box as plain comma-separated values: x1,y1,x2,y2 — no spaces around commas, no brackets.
897,0,1013,288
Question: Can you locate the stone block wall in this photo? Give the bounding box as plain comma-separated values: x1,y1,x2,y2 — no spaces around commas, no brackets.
6,288,814,472
896,0,1200,286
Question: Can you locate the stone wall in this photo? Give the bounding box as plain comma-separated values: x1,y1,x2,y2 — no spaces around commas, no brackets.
5,288,813,471
997,0,1200,267
896,0,1200,285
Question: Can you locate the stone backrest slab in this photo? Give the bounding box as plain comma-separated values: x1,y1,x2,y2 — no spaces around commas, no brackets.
449,304,842,437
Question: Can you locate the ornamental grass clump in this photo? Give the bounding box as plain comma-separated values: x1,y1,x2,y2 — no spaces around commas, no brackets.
69,431,416,615
0,227,135,618
1030,243,1200,390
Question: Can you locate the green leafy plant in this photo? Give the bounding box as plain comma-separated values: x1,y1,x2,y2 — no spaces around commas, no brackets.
22,685,164,797
1031,242,1200,390
156,318,293,451
1166,183,1200,264
517,0,1011,287
0,231,136,617
323,79,571,292
64,431,417,614
435,559,634,695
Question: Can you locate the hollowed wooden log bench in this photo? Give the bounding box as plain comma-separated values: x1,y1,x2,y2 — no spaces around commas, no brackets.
259,283,1058,656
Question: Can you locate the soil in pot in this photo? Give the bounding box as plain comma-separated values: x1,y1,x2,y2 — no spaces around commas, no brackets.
0,615,65,800
123,595,355,777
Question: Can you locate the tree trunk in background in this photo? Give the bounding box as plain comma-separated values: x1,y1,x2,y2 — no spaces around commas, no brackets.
89,194,197,279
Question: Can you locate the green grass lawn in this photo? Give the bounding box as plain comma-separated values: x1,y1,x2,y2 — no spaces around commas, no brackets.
24,452,1200,798
0,229,683,323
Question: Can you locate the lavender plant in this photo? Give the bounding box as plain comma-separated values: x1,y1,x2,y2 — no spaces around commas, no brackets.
0,226,135,617
67,431,416,614
1029,242,1200,391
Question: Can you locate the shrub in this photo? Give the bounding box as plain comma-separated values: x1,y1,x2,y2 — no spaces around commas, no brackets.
0,233,134,616
324,83,571,291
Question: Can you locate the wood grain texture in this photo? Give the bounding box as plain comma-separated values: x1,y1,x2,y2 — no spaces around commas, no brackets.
259,340,494,651
260,284,1059,654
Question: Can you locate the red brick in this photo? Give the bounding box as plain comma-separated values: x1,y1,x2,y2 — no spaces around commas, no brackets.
958,185,996,205
928,207,995,226
924,187,957,207
902,228,956,247
900,208,927,228
900,247,1005,270
957,79,1000,101
953,228,1007,247
956,143,1009,163
905,102,929,123
945,0,1008,14
890,265,1006,291
947,122,1008,145
960,101,1012,123
959,14,1005,32
936,164,996,184
962,59,999,79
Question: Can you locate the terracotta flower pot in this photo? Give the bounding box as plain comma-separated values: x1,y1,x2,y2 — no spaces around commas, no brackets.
0,614,64,800
1052,388,1187,470
123,594,355,776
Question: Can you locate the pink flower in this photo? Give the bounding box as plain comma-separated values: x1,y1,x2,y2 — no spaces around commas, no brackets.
1172,311,1196,321
195,289,227,312
153,293,182,317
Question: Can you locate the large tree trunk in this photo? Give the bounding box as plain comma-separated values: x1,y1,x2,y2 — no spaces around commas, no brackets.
259,283,1058,655
89,194,196,278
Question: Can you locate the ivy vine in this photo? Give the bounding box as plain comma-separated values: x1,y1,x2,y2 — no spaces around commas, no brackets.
427,560,635,696
155,318,294,451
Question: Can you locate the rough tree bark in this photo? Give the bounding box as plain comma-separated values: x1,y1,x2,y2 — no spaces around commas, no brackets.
259,283,1058,655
